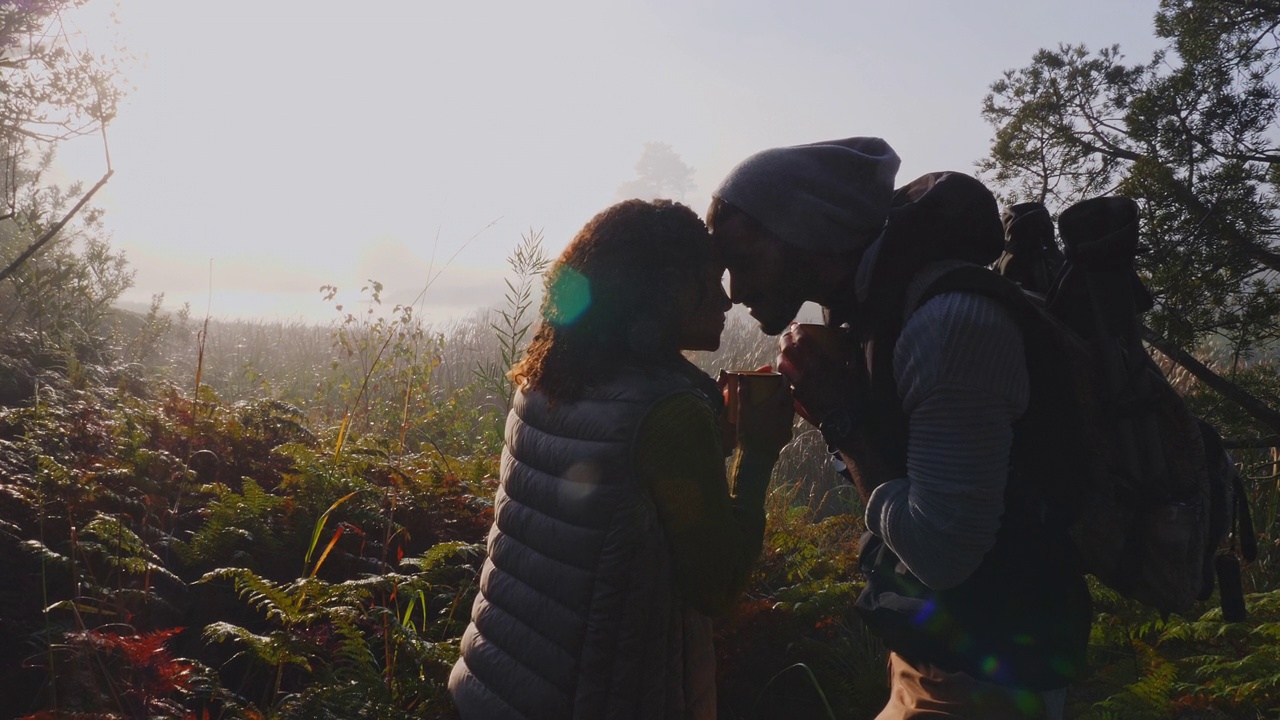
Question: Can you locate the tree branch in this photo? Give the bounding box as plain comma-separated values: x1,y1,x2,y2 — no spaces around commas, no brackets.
1225,241,1280,280
1185,127,1280,164
1222,435,1280,448
0,168,113,284
1143,325,1280,436
1068,135,1145,162
1176,184,1280,273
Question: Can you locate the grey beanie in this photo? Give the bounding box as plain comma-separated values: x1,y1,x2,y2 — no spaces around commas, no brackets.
713,137,901,253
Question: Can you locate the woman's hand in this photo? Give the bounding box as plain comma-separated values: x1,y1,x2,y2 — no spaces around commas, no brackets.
716,370,737,456
729,366,794,456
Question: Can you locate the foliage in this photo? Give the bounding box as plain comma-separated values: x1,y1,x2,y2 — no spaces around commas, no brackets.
980,0,1280,441
714,488,887,720
320,280,442,451
199,542,479,718
1161,589,1280,713
0,336,493,717
127,293,179,366
983,5,1280,714
176,477,286,573
0,149,134,358
22,625,226,719
0,0,123,147
0,0,129,366
1060,580,1280,718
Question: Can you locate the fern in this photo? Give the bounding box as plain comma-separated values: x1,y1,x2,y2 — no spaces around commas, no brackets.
35,454,73,486
204,621,313,671
198,567,308,626
79,512,182,584
176,476,284,568
197,557,471,718
237,398,316,446
1091,640,1176,718
399,540,483,575
21,538,72,570
328,605,380,684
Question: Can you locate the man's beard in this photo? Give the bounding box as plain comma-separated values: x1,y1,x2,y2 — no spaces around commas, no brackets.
749,300,803,336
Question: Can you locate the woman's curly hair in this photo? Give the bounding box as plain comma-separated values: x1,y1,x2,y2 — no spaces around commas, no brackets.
510,199,713,403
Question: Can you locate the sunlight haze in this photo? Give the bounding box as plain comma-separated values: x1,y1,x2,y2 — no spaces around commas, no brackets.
56,0,1163,325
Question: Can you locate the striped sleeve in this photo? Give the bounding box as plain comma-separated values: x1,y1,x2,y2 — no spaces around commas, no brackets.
864,291,1029,590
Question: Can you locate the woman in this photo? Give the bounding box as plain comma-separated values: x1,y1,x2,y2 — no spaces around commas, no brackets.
448,199,793,719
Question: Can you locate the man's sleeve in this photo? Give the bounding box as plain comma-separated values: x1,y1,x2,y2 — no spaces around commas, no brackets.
636,392,767,617
864,291,1029,590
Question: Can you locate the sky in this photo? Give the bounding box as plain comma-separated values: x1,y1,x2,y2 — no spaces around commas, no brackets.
53,0,1167,325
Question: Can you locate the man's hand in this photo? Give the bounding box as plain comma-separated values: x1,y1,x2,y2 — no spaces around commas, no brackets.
778,323,889,503
775,323,867,427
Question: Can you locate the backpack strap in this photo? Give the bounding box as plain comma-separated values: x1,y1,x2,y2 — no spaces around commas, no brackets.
895,260,1086,529
901,260,1039,331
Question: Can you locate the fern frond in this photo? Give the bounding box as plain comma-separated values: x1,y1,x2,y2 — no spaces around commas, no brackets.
198,567,301,625
400,541,483,576
35,454,73,484
21,539,70,569
80,512,182,584
203,621,312,671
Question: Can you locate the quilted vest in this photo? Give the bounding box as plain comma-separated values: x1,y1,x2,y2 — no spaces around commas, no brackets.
449,362,717,720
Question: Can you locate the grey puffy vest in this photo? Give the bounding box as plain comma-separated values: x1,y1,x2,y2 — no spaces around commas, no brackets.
449,363,717,720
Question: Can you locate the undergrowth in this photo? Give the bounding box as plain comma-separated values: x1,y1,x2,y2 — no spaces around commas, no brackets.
0,273,1278,718
0,345,493,718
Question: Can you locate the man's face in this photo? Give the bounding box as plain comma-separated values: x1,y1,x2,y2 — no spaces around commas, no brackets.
710,213,809,336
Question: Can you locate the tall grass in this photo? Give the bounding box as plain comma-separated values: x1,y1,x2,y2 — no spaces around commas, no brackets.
151,301,851,521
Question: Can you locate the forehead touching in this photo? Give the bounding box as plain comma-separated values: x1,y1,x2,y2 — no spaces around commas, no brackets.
710,209,785,267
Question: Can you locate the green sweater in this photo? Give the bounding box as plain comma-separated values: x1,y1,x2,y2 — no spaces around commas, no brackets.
635,391,770,617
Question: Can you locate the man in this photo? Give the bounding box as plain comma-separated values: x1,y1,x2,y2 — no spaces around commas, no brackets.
706,137,1091,719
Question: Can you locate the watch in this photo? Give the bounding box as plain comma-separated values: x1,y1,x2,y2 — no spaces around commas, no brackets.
818,406,857,447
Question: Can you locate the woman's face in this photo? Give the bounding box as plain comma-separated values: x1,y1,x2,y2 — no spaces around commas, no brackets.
677,261,732,352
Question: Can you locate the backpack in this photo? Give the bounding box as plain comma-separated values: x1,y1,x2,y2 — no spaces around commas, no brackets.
897,190,1256,619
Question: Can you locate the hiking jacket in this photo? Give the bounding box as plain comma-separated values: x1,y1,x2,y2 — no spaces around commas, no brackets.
449,363,717,720
849,172,1092,690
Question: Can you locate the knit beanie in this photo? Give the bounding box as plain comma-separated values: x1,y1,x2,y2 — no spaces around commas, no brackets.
713,137,901,253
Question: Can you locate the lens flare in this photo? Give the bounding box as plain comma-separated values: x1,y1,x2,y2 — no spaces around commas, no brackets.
545,267,591,326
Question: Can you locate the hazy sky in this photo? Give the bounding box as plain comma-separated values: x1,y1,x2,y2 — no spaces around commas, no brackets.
55,0,1165,324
